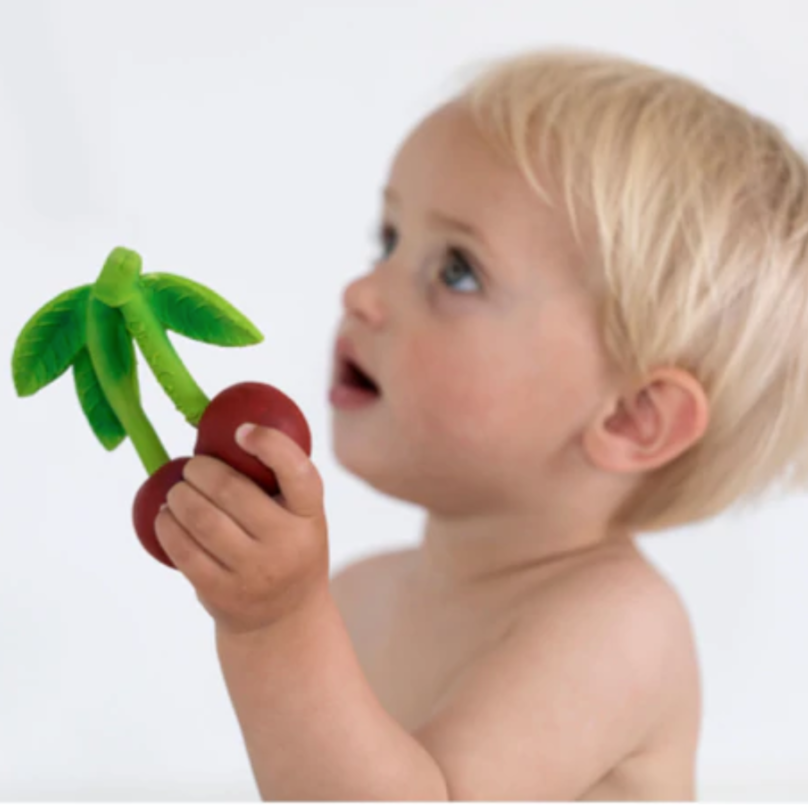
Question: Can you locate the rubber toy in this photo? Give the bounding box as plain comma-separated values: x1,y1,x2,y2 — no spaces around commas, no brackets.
12,246,311,568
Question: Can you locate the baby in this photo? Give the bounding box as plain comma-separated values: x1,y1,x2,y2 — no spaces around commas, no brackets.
154,48,808,800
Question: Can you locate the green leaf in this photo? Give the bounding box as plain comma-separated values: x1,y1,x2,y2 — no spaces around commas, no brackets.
72,347,127,450
141,273,264,347
12,284,92,397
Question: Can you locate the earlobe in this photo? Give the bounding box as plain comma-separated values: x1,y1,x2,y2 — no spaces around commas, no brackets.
583,369,710,475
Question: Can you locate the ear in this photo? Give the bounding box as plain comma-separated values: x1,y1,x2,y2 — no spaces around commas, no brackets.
582,368,710,474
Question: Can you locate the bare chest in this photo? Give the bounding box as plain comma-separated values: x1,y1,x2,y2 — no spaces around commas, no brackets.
348,581,515,733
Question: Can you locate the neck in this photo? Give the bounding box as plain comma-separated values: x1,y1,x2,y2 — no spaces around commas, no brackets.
412,506,635,592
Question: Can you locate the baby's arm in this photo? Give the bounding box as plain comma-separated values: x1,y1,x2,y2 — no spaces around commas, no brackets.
216,590,449,800
216,557,680,800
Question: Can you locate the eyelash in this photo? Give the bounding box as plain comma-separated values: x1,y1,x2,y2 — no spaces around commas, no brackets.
370,222,484,295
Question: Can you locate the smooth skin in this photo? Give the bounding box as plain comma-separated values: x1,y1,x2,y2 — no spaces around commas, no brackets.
156,100,708,800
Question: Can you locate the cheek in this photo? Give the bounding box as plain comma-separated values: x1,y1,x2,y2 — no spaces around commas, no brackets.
399,337,518,444
399,323,607,457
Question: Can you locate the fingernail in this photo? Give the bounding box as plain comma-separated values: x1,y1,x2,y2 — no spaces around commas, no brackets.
236,422,257,447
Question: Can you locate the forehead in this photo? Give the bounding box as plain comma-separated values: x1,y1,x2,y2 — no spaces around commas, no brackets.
385,102,585,290
387,102,531,213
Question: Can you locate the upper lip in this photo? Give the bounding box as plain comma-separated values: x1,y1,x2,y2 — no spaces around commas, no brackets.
333,335,379,389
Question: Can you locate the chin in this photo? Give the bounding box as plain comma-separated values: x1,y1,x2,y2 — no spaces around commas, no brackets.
332,450,475,515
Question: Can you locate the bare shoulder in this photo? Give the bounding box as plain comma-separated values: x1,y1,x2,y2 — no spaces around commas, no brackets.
536,544,696,638
566,547,702,793
520,545,701,747
411,546,700,799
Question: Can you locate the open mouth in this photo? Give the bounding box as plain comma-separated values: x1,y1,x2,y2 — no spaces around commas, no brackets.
340,359,380,394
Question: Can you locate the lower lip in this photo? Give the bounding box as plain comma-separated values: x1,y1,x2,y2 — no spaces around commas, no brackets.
329,383,381,409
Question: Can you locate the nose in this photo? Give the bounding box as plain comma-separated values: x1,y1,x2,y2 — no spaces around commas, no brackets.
341,270,388,328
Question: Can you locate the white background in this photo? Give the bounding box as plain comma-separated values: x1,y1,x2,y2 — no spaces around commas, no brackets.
1,0,807,800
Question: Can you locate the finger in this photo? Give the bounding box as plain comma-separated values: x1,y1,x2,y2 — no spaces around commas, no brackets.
181,454,287,540
235,424,324,519
154,504,230,582
166,479,254,571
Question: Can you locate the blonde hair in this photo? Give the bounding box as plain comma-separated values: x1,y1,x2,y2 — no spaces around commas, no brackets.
455,48,808,534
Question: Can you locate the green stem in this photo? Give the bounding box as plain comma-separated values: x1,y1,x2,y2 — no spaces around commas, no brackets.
86,296,170,476
120,290,210,426
93,246,210,427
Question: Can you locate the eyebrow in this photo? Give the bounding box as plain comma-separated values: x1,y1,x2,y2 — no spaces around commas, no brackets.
382,187,498,262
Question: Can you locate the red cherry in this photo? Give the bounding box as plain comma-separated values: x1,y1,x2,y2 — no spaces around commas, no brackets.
132,456,191,569
194,382,311,494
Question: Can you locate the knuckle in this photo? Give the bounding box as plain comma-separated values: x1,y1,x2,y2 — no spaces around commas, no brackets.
292,456,313,478
306,463,324,494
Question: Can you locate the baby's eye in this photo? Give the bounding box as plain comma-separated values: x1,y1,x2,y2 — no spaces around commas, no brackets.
371,223,483,295
373,222,397,262
440,249,482,294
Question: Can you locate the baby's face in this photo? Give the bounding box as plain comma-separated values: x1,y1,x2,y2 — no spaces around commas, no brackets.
331,101,617,513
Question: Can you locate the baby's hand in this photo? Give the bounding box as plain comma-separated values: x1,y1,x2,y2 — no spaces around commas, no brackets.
154,425,330,636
